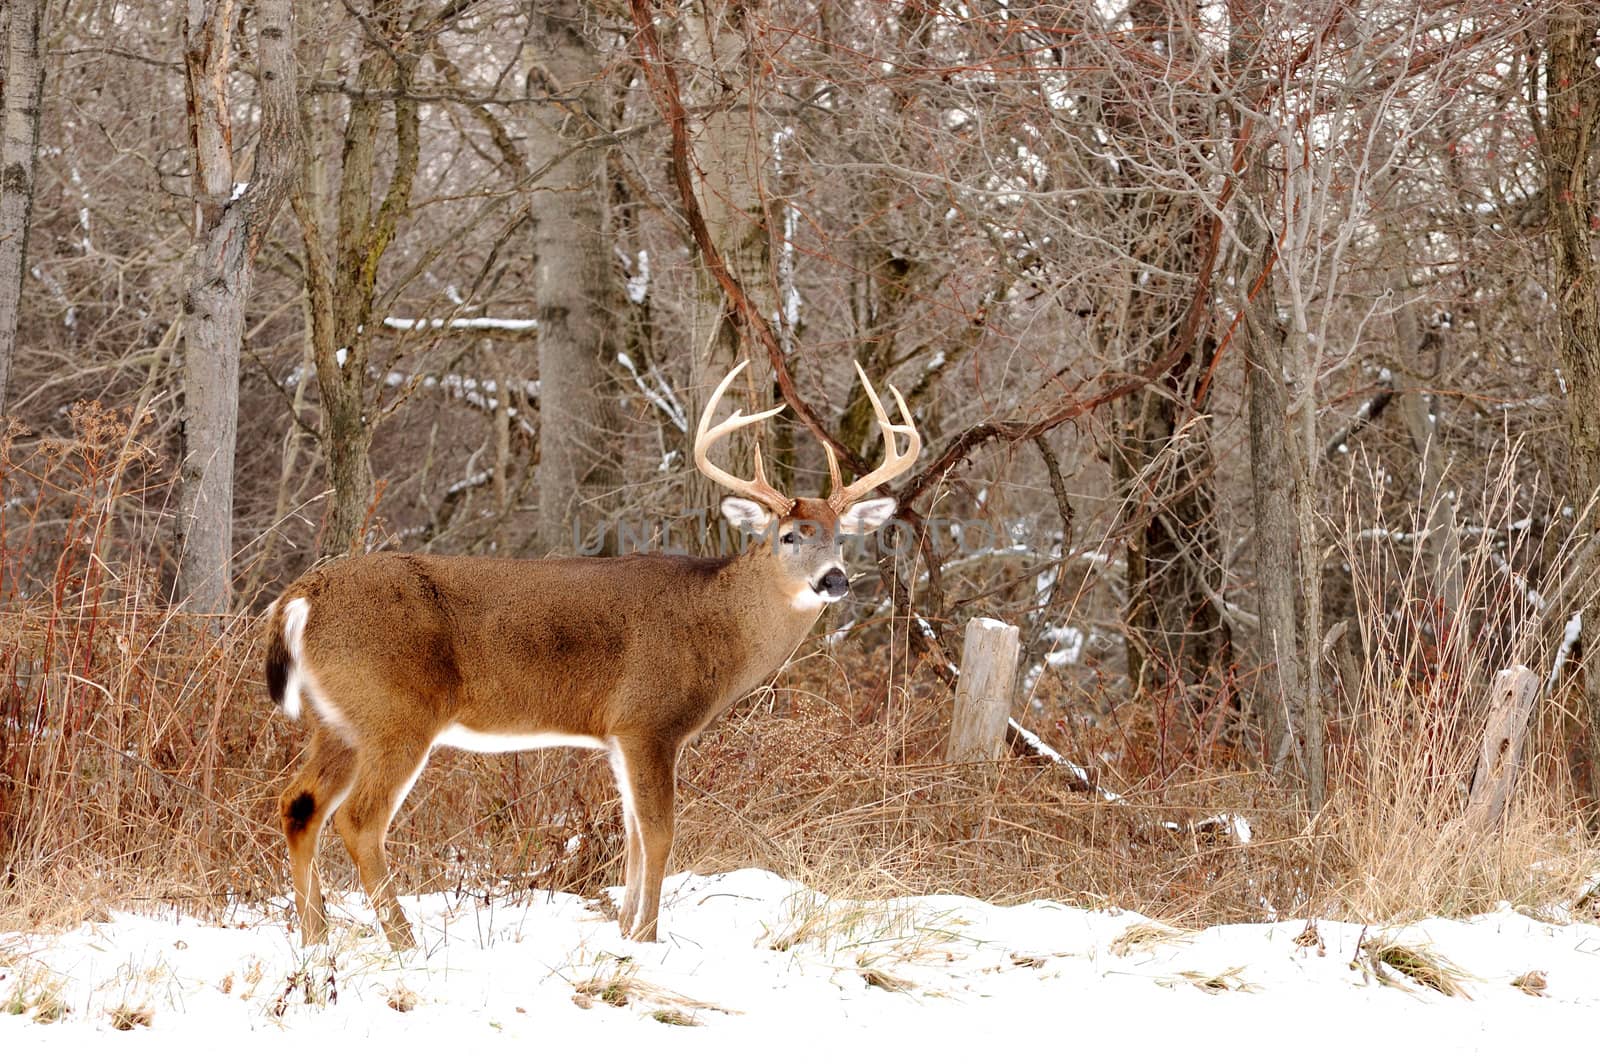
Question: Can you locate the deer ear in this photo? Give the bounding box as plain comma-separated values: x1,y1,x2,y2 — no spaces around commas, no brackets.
839,497,896,535
721,497,774,534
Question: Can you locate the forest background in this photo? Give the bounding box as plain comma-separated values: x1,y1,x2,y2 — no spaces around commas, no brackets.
3,0,1600,928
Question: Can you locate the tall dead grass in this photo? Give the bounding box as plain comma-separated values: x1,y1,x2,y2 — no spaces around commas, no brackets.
0,412,1594,936
1315,443,1597,920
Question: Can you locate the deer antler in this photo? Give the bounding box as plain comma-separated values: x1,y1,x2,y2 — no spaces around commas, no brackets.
694,360,794,517
826,362,921,512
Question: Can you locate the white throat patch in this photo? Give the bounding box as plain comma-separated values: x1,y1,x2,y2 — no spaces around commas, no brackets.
791,586,830,611
792,574,847,611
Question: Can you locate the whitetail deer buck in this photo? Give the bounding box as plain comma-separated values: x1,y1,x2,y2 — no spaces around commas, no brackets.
265,361,919,948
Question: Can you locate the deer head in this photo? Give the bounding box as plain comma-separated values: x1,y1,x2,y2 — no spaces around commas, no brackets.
694,360,921,610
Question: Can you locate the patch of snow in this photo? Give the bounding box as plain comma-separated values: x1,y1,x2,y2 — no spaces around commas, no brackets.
1549,611,1582,691
1193,813,1253,844
1042,624,1084,668
617,352,686,432
626,249,650,305
3,870,1596,1056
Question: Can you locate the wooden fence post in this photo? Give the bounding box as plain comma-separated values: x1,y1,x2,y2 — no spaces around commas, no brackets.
1465,665,1538,830
949,617,1020,761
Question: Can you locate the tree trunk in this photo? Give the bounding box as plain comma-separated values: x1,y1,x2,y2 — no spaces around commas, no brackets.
174,0,299,613
679,0,780,530
531,0,622,557
1234,0,1321,803
1537,5,1600,806
1107,0,1232,711
0,0,46,415
1244,254,1304,773
1250,277,1327,809
1113,347,1231,708
1288,326,1327,812
294,1,419,556
1386,274,1462,631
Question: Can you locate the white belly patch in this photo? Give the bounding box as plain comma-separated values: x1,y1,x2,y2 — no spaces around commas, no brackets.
433,723,606,753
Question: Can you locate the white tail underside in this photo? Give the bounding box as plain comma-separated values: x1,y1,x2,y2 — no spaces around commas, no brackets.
278,597,310,720
276,597,356,737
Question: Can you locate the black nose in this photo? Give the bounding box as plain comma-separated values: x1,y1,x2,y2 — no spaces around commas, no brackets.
817,568,848,598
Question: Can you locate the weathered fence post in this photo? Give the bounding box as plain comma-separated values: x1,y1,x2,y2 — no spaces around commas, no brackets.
1465,665,1539,829
949,617,1020,761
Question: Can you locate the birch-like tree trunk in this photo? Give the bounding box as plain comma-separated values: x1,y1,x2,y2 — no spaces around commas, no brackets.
1536,5,1600,805
175,0,299,612
531,0,622,556
0,0,47,415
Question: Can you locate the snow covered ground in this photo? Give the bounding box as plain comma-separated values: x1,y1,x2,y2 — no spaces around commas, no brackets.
2,869,1597,1059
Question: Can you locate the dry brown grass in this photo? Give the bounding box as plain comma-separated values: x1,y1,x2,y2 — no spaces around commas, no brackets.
569,955,731,1018
1,410,1596,938
1355,934,1472,997
1317,697,1592,923
1159,966,1255,994
1313,447,1600,923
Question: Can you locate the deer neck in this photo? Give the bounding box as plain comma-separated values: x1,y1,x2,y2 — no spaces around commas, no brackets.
714,546,828,686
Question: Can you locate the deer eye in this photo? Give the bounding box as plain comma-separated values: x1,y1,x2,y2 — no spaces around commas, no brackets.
780,530,798,545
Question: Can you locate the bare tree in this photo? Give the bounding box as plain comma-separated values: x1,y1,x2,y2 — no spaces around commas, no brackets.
175,0,300,612
677,0,783,522
294,0,421,556
1228,0,1307,779
0,0,46,415
531,0,623,556
1533,2,1600,804
1101,1,1233,709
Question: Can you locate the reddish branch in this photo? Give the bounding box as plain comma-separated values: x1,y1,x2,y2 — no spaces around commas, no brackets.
627,0,869,476
625,0,1243,505
897,109,1250,507
627,2,1383,525
900,2,1357,508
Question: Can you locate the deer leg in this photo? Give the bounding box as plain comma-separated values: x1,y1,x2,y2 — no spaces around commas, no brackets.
279,727,356,946
609,740,646,933
331,738,431,951
620,817,644,933
615,736,678,942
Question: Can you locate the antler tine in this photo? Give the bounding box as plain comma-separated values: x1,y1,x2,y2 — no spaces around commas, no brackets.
823,442,844,497
694,360,793,517
827,361,922,511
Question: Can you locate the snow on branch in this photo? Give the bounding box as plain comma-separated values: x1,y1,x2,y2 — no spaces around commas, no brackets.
1550,611,1582,692
1005,716,1122,801
617,352,687,432
281,362,540,438
378,370,538,437
383,316,539,333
